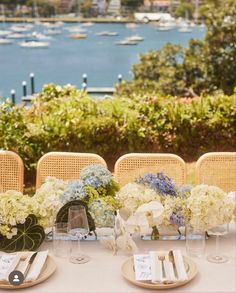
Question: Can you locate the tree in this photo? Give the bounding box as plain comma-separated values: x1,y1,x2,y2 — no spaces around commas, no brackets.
175,1,194,20
118,0,236,96
121,0,143,10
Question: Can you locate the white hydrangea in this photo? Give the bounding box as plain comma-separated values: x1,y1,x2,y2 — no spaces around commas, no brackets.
0,190,33,239
116,183,161,215
187,185,235,231
32,177,68,228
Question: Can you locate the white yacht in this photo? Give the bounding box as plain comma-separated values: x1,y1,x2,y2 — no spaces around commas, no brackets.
18,40,50,48
32,31,52,40
0,30,11,37
125,35,144,42
65,26,87,33
44,29,62,35
115,39,139,45
0,38,13,44
8,33,28,39
96,31,118,36
10,24,33,32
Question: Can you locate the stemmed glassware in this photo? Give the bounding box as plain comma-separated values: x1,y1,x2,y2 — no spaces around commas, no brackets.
67,205,90,264
207,223,229,263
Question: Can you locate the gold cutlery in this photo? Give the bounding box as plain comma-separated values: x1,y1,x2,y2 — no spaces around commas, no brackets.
24,252,38,279
158,254,166,280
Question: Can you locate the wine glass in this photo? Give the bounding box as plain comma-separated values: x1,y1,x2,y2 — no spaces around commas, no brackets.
207,223,229,263
67,205,90,264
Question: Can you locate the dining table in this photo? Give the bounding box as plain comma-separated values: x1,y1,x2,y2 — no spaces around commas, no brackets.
0,223,235,293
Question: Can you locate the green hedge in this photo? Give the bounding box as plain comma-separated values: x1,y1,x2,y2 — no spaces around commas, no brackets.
1,84,235,184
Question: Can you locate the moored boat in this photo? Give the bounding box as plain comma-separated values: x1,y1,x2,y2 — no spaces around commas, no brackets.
18,40,50,48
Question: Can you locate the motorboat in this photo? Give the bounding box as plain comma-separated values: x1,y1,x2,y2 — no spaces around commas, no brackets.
0,30,11,37
65,26,87,33
10,24,33,32
96,31,118,36
115,39,139,45
42,21,64,28
18,40,50,48
125,35,144,42
178,26,192,33
126,23,139,29
69,33,87,39
8,33,28,39
32,31,52,40
0,38,13,44
44,29,62,35
81,22,94,27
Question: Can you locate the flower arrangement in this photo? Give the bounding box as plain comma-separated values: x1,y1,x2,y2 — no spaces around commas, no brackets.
116,172,235,240
0,164,119,252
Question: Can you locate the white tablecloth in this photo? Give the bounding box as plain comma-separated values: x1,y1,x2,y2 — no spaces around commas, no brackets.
1,223,236,293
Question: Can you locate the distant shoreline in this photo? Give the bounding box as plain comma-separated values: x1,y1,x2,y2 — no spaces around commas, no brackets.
0,17,137,24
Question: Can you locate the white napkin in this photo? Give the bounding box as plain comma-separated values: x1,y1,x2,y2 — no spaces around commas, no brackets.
163,259,176,283
0,252,21,282
173,250,188,281
24,250,48,282
149,251,163,283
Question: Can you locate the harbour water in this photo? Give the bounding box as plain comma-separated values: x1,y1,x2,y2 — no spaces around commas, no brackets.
0,22,205,103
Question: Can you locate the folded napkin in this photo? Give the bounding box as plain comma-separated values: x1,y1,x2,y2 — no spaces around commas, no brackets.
0,252,21,282
24,250,48,282
149,251,163,283
134,250,188,283
173,250,188,282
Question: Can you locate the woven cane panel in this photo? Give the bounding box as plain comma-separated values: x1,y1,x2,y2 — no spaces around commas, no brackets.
36,152,107,188
114,154,186,186
196,152,236,192
0,151,24,192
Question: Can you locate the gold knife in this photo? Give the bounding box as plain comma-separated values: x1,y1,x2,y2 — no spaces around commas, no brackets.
168,250,178,279
24,252,38,279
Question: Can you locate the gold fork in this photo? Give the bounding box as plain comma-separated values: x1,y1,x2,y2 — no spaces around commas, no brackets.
158,254,166,280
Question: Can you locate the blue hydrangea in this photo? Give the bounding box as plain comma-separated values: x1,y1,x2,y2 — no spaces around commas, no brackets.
80,164,112,189
60,180,87,204
137,172,177,197
88,199,115,228
170,209,185,227
178,185,193,195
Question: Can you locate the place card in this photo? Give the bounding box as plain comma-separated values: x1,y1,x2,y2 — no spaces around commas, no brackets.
133,254,152,281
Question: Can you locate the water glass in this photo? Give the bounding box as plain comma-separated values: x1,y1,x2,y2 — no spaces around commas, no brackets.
185,225,206,258
52,222,70,258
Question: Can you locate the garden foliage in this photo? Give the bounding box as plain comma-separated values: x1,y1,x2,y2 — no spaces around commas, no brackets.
0,84,235,184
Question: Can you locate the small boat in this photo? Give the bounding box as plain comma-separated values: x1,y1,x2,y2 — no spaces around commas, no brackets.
32,31,52,40
81,22,94,27
18,40,50,48
0,38,13,44
8,33,28,39
44,29,62,35
69,33,87,39
115,40,139,45
96,31,118,36
126,23,139,29
11,24,33,32
42,21,64,28
65,26,87,33
0,30,11,37
178,26,192,33
125,35,144,42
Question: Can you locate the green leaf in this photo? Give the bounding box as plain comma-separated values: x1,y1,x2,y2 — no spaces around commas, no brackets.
56,200,96,232
0,215,45,253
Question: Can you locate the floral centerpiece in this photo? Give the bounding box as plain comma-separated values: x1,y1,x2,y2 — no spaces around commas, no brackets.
116,172,235,241
0,164,120,252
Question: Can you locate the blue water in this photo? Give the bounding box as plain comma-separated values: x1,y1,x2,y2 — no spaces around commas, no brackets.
0,22,205,103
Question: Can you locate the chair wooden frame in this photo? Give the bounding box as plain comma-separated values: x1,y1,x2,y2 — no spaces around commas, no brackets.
0,150,24,192
114,153,186,186
36,152,107,189
196,152,236,192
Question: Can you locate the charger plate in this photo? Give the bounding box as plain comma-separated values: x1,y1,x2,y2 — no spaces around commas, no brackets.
0,255,56,290
121,255,197,290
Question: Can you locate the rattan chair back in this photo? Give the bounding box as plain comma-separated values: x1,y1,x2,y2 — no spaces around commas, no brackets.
114,153,186,186
36,152,107,188
0,150,24,192
196,152,236,192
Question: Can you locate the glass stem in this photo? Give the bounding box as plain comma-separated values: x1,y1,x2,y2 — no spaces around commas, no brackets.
215,235,220,256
